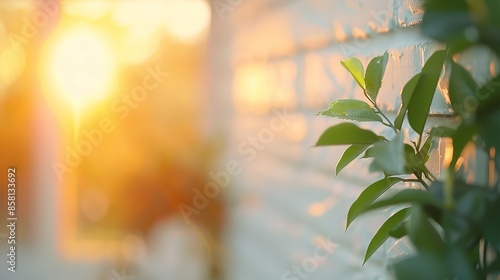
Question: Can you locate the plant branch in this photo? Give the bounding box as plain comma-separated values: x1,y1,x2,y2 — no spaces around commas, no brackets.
372,104,398,134
404,175,429,190
444,168,455,209
416,134,423,151
423,171,437,182
381,121,393,128
416,173,430,190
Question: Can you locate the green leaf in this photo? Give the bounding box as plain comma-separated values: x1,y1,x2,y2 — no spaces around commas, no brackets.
455,189,488,222
316,99,382,122
483,199,500,251
422,0,475,54
486,258,500,274
407,50,446,136
388,221,408,238
363,208,410,264
486,0,500,25
449,62,478,119
478,107,500,153
428,180,496,205
365,133,405,176
475,75,500,152
444,246,477,279
315,123,380,146
394,233,476,279
365,52,389,102
442,211,474,245
450,122,476,169
424,0,500,55
363,189,440,213
486,0,500,27
336,144,370,175
340,57,365,90
424,0,500,54
346,177,403,229
408,205,444,254
394,73,421,129
404,144,426,176
394,248,475,280
420,126,456,162
393,253,447,280
476,74,500,111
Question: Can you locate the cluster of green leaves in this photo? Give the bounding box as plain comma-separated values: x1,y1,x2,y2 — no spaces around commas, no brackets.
315,0,500,279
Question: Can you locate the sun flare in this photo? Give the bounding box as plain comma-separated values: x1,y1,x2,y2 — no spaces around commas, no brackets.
42,25,117,113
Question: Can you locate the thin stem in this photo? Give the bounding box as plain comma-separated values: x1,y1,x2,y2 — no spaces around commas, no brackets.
413,144,437,183
424,171,438,182
381,121,393,128
363,91,373,104
411,141,419,151
403,179,420,183
483,240,488,271
364,89,398,134
374,106,398,134
416,174,430,190
416,134,423,151
444,167,455,209
365,90,436,189
420,180,430,190
404,176,429,190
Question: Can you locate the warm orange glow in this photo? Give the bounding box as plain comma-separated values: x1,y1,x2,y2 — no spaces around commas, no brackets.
0,20,25,93
0,0,35,12
113,0,211,43
491,62,497,77
80,189,109,222
352,27,368,39
442,138,454,169
41,25,117,112
285,115,307,142
309,202,327,217
275,61,298,109
233,63,275,115
113,1,166,36
64,1,112,20
111,2,162,64
1,0,216,268
120,34,162,65
304,53,333,108
442,138,468,172
0,43,26,92
333,21,348,41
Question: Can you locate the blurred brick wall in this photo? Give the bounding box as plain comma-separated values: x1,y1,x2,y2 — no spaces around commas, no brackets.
207,0,497,279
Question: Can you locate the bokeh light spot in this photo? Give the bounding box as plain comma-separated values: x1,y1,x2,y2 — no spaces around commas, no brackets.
43,25,117,112
163,0,211,42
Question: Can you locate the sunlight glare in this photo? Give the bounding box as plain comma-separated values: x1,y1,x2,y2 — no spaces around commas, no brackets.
44,25,117,112
233,63,275,115
112,1,164,64
64,1,112,20
0,42,26,93
163,0,211,42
